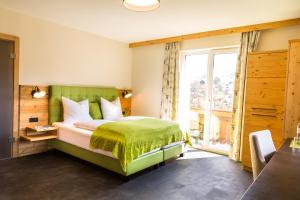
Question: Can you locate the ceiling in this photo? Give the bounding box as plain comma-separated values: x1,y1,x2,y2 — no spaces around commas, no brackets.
0,0,299,43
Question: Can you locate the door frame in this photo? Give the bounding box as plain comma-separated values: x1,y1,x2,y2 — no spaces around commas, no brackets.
180,46,239,155
0,33,19,158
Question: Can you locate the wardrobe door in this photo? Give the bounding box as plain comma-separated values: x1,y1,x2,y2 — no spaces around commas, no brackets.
285,40,300,138
242,50,287,170
0,40,14,159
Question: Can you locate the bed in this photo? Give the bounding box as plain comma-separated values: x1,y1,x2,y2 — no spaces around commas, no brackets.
48,85,183,177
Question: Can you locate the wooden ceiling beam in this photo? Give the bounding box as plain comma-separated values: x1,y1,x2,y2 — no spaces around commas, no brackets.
129,18,300,48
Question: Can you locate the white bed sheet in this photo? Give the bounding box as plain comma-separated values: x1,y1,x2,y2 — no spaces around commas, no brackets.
53,122,172,159
53,122,115,158
73,116,155,131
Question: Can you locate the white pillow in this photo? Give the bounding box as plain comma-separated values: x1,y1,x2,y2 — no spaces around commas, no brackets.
100,97,123,121
62,97,92,124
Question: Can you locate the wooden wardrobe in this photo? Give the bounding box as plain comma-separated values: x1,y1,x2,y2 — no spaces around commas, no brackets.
242,50,287,170
285,40,300,139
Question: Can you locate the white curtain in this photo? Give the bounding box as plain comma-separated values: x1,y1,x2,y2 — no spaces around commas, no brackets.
177,55,191,133
229,31,261,161
160,42,180,120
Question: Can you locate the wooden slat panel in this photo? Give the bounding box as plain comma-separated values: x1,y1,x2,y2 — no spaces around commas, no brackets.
244,105,284,130
246,77,286,90
118,89,132,116
18,140,48,156
245,77,286,106
242,136,252,169
285,40,300,138
243,124,284,142
242,50,287,170
18,85,49,156
247,51,287,78
247,75,286,87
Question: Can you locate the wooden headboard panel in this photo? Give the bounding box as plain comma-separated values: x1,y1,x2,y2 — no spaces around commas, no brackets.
118,89,132,116
19,85,49,156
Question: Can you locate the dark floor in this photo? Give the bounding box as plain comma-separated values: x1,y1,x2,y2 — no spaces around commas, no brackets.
0,150,252,200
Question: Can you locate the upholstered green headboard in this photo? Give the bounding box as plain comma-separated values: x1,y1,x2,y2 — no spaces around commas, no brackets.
49,85,118,124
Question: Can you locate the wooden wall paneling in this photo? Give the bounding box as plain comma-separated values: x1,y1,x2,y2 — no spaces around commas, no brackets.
18,85,49,156
285,40,300,138
245,77,286,106
244,105,284,130
118,89,132,116
241,50,287,170
247,50,287,78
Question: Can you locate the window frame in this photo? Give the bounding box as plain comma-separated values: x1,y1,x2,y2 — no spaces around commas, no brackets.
180,46,239,112
179,46,239,154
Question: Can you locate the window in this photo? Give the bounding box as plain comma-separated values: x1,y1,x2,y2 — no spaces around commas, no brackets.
179,47,238,153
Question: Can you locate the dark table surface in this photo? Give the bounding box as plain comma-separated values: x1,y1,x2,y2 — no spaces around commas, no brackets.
241,139,300,200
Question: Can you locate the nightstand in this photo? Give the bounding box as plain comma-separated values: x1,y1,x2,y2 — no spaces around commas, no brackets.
20,126,58,142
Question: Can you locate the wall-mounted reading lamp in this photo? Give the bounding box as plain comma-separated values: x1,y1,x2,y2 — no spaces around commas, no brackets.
122,90,132,99
31,86,46,98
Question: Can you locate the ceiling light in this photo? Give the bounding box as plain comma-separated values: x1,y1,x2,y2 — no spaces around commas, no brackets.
123,0,160,12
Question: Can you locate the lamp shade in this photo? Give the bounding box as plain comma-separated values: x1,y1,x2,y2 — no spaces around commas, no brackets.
31,86,46,98
123,0,160,12
122,90,132,99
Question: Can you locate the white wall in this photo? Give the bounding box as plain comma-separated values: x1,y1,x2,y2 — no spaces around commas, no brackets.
132,34,241,117
257,25,300,51
0,8,132,88
131,44,165,117
132,25,300,117
181,34,240,51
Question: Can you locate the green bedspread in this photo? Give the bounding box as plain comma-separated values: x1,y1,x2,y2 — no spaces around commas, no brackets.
89,118,183,171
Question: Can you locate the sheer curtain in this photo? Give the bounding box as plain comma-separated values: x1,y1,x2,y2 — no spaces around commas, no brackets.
177,55,191,133
229,31,261,161
160,42,180,120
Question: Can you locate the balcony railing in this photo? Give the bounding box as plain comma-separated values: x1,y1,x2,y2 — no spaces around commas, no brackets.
189,108,232,147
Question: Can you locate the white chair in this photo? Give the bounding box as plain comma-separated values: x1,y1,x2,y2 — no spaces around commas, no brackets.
249,130,276,180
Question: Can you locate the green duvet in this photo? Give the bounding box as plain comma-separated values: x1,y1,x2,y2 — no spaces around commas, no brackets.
89,118,183,171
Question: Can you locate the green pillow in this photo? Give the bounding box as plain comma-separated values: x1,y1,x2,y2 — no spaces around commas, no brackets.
89,102,102,119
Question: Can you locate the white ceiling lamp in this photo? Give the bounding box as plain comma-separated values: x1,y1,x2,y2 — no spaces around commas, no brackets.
123,0,160,12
